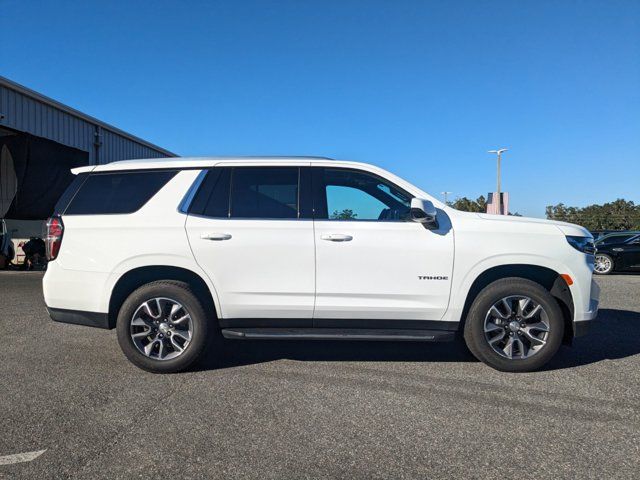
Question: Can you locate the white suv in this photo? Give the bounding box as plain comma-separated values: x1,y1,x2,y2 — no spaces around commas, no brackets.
43,157,599,373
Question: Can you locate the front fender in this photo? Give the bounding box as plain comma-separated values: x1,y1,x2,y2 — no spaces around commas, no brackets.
443,253,578,323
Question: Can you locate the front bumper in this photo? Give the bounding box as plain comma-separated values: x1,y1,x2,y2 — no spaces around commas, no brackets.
574,298,598,337
573,281,600,337
574,317,596,337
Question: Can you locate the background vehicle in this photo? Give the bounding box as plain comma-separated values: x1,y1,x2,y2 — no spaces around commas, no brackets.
594,234,640,275
591,230,619,241
43,157,599,373
594,231,640,246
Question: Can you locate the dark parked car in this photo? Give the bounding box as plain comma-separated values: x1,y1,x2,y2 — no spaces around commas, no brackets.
594,233,640,274
591,230,619,241
595,231,640,246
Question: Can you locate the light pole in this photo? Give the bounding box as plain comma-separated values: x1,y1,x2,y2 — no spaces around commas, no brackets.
488,148,508,214
441,191,452,204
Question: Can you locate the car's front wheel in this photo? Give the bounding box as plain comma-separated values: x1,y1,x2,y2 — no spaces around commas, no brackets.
594,253,614,275
463,278,564,372
116,280,209,373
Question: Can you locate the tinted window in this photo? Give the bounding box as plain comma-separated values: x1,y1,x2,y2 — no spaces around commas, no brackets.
314,168,411,221
230,167,299,219
597,234,636,245
53,172,89,215
190,168,231,217
64,171,177,215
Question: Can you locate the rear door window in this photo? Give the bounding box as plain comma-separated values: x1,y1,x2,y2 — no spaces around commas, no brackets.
230,167,299,219
64,170,177,215
190,167,310,220
189,168,232,217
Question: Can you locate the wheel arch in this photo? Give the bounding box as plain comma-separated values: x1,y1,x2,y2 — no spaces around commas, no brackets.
107,266,218,329
459,264,574,345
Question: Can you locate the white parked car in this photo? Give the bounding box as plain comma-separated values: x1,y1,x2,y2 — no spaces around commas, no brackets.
43,157,599,373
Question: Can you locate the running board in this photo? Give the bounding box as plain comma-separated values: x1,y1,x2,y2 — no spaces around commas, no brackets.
220,328,455,342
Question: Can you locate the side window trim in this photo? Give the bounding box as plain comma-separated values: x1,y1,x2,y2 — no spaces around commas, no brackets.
228,167,235,218
178,169,207,214
299,167,314,219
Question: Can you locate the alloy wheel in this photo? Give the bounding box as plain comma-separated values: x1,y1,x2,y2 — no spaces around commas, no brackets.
483,296,550,360
130,297,193,361
594,255,612,274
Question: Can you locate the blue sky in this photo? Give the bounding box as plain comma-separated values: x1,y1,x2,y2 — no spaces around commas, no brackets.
1,0,639,217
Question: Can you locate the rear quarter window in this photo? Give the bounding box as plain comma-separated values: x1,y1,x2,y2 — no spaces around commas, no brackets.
63,170,177,215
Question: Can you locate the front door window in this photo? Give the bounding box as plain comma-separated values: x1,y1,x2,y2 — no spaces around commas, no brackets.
315,168,412,221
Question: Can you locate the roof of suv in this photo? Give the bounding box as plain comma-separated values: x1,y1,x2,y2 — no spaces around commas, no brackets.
72,156,336,174
69,156,443,207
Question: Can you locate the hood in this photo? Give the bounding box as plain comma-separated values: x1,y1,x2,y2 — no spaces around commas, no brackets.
473,212,591,237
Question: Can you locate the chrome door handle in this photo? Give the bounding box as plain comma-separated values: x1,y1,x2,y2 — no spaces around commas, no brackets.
201,233,232,241
321,234,353,242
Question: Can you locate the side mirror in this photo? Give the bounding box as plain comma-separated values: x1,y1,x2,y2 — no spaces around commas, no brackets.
410,198,438,229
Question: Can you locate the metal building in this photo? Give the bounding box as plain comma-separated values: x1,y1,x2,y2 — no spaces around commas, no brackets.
0,75,176,239
0,75,175,165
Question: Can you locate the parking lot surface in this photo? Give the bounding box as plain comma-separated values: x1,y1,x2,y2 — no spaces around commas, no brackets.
1,272,639,479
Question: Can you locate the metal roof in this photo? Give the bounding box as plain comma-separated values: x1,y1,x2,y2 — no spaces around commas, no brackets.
0,75,176,157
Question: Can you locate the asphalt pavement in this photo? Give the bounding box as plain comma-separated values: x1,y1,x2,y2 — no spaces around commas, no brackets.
1,272,639,479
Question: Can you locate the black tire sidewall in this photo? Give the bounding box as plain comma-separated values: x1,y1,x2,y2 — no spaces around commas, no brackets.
116,281,209,373
464,278,564,372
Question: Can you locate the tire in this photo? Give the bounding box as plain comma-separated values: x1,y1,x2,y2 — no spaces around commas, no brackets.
463,278,564,372
594,253,614,275
116,280,210,373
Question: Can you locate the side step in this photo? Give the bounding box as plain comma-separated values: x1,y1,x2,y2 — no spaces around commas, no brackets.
220,328,455,342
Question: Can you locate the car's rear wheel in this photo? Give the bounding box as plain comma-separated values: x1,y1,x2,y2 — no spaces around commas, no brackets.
594,253,614,275
463,278,564,372
116,281,209,373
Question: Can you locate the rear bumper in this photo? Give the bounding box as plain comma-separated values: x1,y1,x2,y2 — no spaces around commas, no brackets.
47,307,111,329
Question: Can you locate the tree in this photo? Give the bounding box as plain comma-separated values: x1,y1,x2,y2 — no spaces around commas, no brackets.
449,196,487,213
546,199,640,230
449,195,521,215
331,209,358,220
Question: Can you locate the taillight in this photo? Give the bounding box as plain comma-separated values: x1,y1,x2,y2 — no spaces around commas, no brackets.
46,216,64,261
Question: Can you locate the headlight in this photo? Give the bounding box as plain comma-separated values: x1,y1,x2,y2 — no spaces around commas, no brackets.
566,236,595,255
